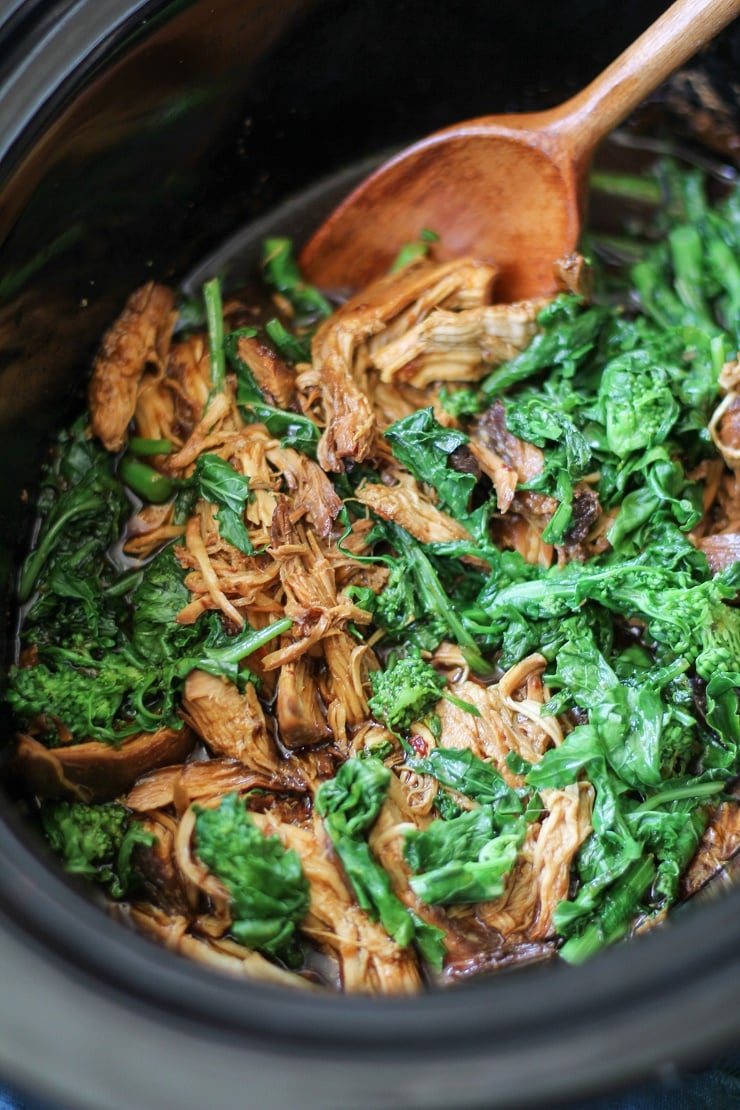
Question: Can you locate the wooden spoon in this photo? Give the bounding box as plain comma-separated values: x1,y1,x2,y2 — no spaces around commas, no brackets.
300,0,740,302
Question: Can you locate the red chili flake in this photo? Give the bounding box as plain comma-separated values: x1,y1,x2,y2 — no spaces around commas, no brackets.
408,734,428,757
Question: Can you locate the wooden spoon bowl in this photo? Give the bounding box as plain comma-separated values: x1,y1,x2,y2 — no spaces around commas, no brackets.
300,0,740,302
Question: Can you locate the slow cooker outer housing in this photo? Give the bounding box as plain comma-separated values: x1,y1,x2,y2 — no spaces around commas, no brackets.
1,2,740,1107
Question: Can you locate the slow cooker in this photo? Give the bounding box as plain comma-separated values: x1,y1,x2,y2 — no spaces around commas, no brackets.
1,2,740,1107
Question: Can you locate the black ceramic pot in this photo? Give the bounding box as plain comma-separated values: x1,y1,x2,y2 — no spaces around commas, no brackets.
1,3,740,1108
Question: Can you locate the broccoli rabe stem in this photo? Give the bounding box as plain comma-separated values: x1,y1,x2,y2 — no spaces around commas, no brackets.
118,455,174,504
589,170,663,205
559,856,656,964
204,276,226,396
127,437,173,457
182,616,293,673
19,490,103,602
389,525,489,674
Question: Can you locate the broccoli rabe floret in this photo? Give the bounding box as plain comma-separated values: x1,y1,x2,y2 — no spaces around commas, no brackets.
368,649,446,734
40,801,152,898
696,597,740,680
374,562,415,631
8,655,146,745
193,793,309,965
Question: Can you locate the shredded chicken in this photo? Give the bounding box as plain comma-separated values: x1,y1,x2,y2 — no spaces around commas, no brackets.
180,670,312,791
253,809,422,993
435,657,561,788
13,726,195,803
310,257,541,471
371,298,546,388
127,902,313,989
18,225,737,1001
477,784,593,942
89,282,177,451
710,358,740,471
355,479,472,546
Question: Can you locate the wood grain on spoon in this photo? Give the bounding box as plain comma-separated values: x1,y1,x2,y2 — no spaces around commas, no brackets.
300,0,740,302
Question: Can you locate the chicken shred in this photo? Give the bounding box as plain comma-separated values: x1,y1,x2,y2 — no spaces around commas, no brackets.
21,228,731,1002
89,282,177,451
310,257,541,471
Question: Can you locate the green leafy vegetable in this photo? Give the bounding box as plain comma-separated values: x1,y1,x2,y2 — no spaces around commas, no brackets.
390,229,439,272
18,418,129,604
41,801,154,898
194,793,309,963
193,453,253,554
265,317,311,364
316,760,447,969
368,649,446,734
8,471,291,742
407,747,525,821
385,408,476,518
262,238,333,323
225,331,321,455
404,807,522,904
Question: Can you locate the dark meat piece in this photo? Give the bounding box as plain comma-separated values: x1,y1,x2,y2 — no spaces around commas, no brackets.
475,400,544,484
89,282,177,451
13,726,196,802
236,334,297,409
449,444,481,479
563,484,601,546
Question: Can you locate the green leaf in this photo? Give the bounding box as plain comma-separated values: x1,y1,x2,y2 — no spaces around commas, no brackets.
265,317,311,364
194,793,309,963
316,760,447,969
385,407,475,519
262,238,332,323
408,820,522,905
194,453,253,554
408,747,524,820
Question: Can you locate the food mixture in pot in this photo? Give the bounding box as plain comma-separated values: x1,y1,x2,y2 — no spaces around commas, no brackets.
6,162,740,992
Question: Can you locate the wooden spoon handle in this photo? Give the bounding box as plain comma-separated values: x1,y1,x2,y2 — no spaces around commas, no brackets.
552,0,740,162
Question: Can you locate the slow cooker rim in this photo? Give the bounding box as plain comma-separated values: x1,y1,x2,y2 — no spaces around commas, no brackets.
2,796,740,1063
0,0,172,186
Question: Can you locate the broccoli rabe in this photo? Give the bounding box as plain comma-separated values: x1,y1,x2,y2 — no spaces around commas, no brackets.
261,238,333,324
315,759,446,969
40,801,153,898
368,649,446,734
404,807,523,905
194,793,309,965
7,611,292,744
